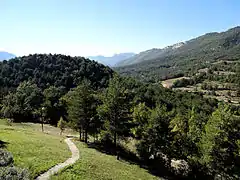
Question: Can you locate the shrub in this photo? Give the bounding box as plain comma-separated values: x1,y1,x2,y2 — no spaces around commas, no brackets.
100,130,112,145
0,149,13,166
170,159,191,177
0,149,29,180
57,117,67,135
0,166,29,180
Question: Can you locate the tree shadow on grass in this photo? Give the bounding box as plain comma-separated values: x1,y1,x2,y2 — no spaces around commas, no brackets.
87,141,140,164
86,141,174,179
0,140,8,148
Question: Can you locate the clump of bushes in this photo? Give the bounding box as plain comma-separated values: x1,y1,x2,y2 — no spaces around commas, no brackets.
0,150,13,166
0,149,29,180
170,159,190,177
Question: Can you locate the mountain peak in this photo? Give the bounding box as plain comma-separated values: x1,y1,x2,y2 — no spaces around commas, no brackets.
164,42,185,50
87,52,135,66
0,51,16,61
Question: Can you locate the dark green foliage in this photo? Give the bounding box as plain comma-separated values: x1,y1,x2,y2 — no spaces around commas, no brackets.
132,102,151,139
137,105,173,160
97,74,132,148
43,86,65,125
172,78,194,88
0,53,113,92
0,54,113,123
65,80,97,142
1,81,43,122
199,105,240,178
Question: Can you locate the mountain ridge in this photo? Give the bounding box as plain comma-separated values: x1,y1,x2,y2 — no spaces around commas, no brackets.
115,26,240,82
116,26,240,67
116,42,186,67
88,52,135,66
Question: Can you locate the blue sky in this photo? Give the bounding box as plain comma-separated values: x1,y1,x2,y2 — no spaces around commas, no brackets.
0,0,239,56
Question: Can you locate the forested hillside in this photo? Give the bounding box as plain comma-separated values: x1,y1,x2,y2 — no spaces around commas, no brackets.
0,54,113,97
0,52,240,179
115,26,240,82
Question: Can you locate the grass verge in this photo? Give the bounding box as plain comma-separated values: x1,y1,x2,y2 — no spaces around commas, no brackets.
51,141,159,180
0,119,71,179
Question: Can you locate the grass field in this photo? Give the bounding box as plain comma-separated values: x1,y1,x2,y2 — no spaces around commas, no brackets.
0,119,71,179
1,119,159,180
51,141,159,180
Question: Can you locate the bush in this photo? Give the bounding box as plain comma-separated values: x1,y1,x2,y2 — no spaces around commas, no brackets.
0,166,29,180
170,159,191,177
0,149,13,166
100,131,112,145
0,149,29,180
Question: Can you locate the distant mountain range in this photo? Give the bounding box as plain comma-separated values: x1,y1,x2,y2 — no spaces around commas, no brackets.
88,53,135,67
116,26,240,68
116,43,185,67
0,51,16,61
115,26,240,82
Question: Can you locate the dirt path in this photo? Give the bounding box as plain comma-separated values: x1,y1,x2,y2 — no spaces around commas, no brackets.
36,138,79,180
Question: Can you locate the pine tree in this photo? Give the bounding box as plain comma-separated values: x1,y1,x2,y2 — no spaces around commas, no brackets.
97,74,131,151
65,80,95,142
132,102,151,139
199,104,240,178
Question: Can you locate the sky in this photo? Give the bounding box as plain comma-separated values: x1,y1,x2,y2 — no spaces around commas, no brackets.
0,0,240,57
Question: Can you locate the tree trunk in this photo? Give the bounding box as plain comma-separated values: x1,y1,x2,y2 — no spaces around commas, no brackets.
79,128,82,141
115,133,120,160
114,131,117,148
41,119,44,132
84,129,88,143
82,130,85,142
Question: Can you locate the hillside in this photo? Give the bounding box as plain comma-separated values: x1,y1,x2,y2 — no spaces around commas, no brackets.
116,43,185,67
163,61,240,105
0,51,16,61
115,26,240,82
0,54,113,93
1,52,240,179
88,53,135,67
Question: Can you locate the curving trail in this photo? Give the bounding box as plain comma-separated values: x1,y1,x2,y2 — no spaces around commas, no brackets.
36,138,79,180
